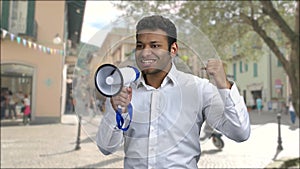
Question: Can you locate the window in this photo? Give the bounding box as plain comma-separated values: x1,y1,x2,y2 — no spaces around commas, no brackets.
1,1,35,36
244,63,248,72
9,1,28,34
253,63,258,77
277,59,282,67
239,61,243,73
232,44,237,56
233,63,237,81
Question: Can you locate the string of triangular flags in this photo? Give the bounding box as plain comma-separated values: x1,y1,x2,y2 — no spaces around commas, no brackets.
1,28,64,56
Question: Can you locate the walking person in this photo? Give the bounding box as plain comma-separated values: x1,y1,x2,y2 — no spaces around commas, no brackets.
23,94,31,125
289,100,296,126
256,97,262,115
1,92,6,119
8,91,17,119
96,15,250,168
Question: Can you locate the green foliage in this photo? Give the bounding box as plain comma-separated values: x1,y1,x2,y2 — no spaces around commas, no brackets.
113,1,296,60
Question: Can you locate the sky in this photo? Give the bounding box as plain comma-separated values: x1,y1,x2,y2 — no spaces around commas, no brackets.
80,1,124,47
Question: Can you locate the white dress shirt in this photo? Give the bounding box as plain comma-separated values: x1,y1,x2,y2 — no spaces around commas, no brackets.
96,64,250,169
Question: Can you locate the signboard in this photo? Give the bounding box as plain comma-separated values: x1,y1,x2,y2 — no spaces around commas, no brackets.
275,79,282,89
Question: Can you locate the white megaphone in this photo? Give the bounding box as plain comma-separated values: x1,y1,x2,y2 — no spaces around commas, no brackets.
94,64,140,97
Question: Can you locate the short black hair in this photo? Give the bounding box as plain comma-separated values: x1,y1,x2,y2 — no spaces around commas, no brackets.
136,15,177,51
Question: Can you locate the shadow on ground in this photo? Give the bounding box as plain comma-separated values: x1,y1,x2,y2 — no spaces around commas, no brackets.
75,157,123,168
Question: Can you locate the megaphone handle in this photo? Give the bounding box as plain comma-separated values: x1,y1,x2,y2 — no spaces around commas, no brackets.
115,103,133,131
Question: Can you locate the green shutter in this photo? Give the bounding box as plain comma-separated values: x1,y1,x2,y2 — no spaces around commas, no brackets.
239,61,243,73
233,63,236,81
253,63,258,77
26,1,35,36
1,1,10,30
277,60,282,67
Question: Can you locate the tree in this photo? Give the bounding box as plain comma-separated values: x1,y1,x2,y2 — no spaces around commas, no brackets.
113,0,299,117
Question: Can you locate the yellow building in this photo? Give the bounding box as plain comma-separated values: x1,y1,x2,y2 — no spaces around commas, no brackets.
1,1,85,124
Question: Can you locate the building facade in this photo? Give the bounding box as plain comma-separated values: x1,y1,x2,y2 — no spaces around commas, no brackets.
1,1,85,124
226,46,288,111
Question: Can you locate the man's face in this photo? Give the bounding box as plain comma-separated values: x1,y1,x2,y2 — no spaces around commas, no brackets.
135,29,172,75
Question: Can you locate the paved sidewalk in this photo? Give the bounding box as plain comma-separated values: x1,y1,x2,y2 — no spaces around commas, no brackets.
1,111,299,168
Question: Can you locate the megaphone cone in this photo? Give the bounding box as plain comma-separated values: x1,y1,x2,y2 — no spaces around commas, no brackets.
94,64,123,97
94,64,140,97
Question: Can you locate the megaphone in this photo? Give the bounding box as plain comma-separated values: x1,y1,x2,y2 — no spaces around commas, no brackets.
94,64,140,97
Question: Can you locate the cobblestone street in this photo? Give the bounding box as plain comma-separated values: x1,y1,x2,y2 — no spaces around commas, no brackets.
1,110,299,168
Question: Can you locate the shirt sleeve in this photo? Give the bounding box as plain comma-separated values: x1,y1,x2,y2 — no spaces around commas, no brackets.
96,98,124,155
204,82,250,142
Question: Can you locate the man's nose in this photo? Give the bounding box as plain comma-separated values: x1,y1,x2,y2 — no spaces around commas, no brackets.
141,48,152,57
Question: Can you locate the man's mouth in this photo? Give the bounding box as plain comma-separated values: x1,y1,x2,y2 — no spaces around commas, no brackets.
140,59,157,66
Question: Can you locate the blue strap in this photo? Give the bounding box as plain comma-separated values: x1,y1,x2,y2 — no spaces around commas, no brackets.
116,103,133,131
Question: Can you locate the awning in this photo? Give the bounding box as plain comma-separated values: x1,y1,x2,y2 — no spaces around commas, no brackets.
247,82,263,91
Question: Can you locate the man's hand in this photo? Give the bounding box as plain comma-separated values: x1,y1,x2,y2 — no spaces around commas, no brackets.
111,87,132,113
205,59,231,89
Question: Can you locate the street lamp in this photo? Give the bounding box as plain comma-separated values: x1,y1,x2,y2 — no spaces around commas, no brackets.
75,115,82,150
53,34,62,45
276,111,283,151
273,100,283,160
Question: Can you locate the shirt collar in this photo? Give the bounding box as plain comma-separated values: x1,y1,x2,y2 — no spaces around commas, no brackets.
135,63,179,90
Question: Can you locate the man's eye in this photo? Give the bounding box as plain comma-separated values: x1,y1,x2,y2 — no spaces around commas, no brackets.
136,44,143,49
151,44,160,48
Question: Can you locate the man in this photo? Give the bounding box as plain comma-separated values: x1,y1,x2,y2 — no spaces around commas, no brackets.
96,15,250,168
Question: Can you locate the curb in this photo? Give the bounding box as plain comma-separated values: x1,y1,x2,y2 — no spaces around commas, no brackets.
265,157,300,168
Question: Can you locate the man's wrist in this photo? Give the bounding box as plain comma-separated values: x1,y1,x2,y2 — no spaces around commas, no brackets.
226,79,233,89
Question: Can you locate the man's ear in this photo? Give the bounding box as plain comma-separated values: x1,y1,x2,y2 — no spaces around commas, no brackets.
170,42,178,57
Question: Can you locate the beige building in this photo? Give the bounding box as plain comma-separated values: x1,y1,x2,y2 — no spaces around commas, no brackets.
1,1,85,124
226,46,288,111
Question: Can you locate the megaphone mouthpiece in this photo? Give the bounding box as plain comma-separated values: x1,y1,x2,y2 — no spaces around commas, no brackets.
105,76,114,85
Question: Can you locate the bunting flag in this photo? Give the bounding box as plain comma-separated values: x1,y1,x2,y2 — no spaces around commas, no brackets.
2,29,7,38
10,33,15,41
1,28,64,56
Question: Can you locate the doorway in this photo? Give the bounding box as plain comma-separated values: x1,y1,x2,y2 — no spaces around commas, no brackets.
1,63,34,120
251,90,262,109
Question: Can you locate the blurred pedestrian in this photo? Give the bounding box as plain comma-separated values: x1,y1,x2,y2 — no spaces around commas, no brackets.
23,94,31,125
66,98,73,114
289,101,296,125
16,91,25,105
256,97,262,115
1,92,6,119
8,91,17,119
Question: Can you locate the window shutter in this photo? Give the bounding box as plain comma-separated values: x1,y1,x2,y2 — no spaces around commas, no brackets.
26,1,35,36
1,1,10,30
253,63,258,77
